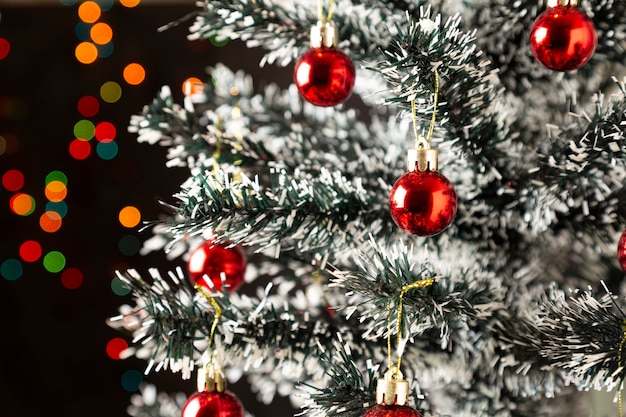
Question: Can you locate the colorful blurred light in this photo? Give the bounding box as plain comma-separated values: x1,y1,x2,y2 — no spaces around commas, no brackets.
75,41,99,64
100,81,122,103
111,275,131,296
10,193,35,216
123,63,145,85
74,119,95,140
95,121,116,142
77,95,100,117
0,38,10,60
39,211,63,233
45,170,68,186
69,138,91,160
43,251,66,273
0,259,22,281
118,234,140,256
118,206,141,228
46,201,69,218
61,267,83,289
106,337,129,360
96,141,118,160
74,21,91,41
120,370,143,392
97,42,115,58
2,169,24,191
45,180,68,203
119,0,141,8
182,77,204,95
90,22,113,45
78,1,101,23
19,240,42,262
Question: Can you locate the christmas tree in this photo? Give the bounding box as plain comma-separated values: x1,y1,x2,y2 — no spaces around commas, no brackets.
109,0,626,416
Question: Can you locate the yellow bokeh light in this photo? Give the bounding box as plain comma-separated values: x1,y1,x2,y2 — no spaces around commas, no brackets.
90,22,113,45
123,63,146,86
75,42,98,64
182,77,204,95
120,0,141,7
119,206,141,228
78,1,101,24
100,81,122,103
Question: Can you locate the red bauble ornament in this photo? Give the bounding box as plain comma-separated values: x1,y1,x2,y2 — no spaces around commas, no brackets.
389,170,457,237
294,47,355,107
529,3,596,72
187,241,246,292
363,404,423,417
617,230,626,274
181,390,244,417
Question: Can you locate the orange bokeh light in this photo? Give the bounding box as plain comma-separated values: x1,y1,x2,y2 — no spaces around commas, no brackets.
45,180,68,202
123,63,146,86
40,211,63,233
120,0,141,7
10,193,35,216
118,206,141,228
90,22,113,45
78,1,101,23
182,77,204,95
75,42,98,64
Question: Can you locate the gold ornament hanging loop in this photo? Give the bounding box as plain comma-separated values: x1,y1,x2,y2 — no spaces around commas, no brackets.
318,0,335,23
195,284,223,348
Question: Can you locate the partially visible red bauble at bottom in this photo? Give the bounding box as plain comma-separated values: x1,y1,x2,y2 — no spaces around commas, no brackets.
181,390,245,417
617,229,626,274
362,404,423,417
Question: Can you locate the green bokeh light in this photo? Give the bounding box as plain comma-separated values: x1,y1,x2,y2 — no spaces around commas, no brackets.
45,170,68,185
73,119,95,140
43,251,66,273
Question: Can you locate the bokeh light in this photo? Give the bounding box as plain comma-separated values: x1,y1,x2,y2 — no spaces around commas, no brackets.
0,38,10,60
69,138,91,160
10,193,35,216
59,0,79,6
118,234,141,256
0,132,19,156
61,267,83,289
95,121,116,142
120,0,141,8
46,170,68,186
43,251,66,273
75,41,99,64
111,275,131,296
19,240,42,263
100,81,122,103
77,95,100,117
78,1,101,23
74,119,95,140
182,77,204,95
106,337,129,360
209,35,229,47
96,141,118,160
45,180,68,202
1,259,22,281
40,211,63,233
74,21,91,41
90,22,113,45
118,206,141,228
2,169,24,191
97,41,115,58
120,370,143,392
46,201,69,218
123,63,145,85
96,0,115,11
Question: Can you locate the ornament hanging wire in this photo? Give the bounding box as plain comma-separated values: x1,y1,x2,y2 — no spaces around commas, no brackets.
411,68,439,150
318,0,335,23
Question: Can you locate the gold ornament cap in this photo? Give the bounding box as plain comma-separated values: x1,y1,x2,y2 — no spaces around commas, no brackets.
376,367,409,406
310,20,338,48
197,362,226,393
546,0,578,7
408,142,438,172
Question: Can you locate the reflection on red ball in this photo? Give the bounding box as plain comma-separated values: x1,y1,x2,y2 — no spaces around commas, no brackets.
187,241,246,293
182,390,244,417
529,5,596,72
389,170,457,237
294,47,355,107
363,404,423,417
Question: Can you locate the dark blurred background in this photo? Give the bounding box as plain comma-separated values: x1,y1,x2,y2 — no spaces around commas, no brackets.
0,1,293,416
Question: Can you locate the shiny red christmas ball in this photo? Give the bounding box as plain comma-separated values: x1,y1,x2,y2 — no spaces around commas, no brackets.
363,404,423,417
294,47,355,107
529,5,596,72
389,170,457,237
182,390,244,417
187,241,246,292
618,230,626,274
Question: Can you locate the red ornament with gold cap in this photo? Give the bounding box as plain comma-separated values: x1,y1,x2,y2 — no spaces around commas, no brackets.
617,229,626,274
182,361,245,417
529,0,597,72
389,137,458,237
187,241,247,293
363,367,423,417
294,19,356,107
